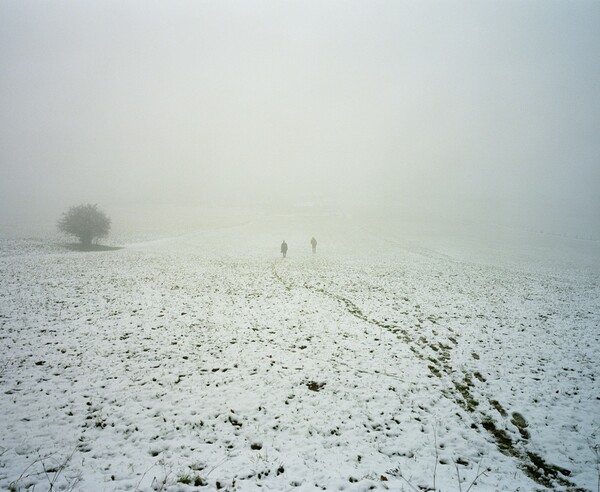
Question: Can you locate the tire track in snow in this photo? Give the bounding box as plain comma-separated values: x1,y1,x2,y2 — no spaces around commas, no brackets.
271,260,584,490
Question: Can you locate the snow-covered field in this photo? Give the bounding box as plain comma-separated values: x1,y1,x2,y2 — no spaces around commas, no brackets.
1,215,599,491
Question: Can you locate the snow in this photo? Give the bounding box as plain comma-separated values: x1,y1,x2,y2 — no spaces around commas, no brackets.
1,215,599,491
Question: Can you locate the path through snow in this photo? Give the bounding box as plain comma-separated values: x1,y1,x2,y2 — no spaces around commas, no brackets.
1,216,598,491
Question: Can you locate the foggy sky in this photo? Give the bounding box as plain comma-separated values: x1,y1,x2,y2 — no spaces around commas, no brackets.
1,1,599,235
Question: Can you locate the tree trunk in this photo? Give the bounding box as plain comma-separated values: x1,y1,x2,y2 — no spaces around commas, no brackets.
80,235,92,249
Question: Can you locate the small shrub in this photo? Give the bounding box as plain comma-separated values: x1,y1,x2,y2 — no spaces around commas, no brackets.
57,204,110,248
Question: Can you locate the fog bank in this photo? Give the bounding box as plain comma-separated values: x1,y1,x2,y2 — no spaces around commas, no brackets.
1,1,599,238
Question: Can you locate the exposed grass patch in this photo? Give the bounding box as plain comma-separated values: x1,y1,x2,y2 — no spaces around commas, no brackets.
481,417,516,457
511,412,527,428
527,452,571,477
511,412,530,439
490,400,507,417
178,473,206,486
178,474,191,484
306,381,325,392
480,414,579,489
523,452,576,489
453,381,479,412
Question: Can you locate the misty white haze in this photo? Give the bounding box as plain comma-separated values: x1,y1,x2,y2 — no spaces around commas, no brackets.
1,3,600,491
1,1,599,238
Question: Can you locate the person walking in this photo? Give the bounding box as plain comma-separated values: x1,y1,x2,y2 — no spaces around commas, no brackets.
310,237,317,254
281,240,288,258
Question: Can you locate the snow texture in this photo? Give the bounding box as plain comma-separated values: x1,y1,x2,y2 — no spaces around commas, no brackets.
1,215,599,491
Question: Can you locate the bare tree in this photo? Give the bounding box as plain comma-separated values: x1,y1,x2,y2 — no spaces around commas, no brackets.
58,204,110,248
